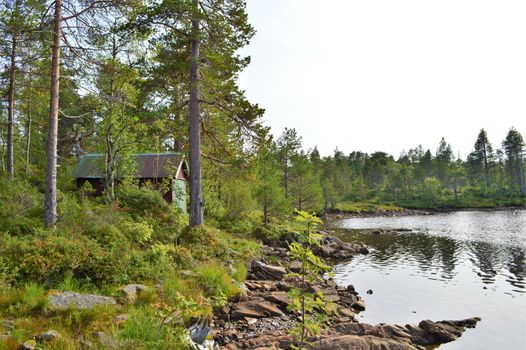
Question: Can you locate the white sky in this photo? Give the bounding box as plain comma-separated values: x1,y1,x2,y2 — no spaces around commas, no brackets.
237,0,526,159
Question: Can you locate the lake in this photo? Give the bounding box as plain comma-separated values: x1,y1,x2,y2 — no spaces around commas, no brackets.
331,209,526,350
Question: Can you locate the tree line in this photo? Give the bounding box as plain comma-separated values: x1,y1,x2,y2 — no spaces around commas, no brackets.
0,1,524,232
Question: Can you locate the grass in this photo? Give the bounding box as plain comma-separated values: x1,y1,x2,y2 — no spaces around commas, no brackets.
196,263,240,301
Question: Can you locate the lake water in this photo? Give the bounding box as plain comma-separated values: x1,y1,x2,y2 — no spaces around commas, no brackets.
332,209,526,350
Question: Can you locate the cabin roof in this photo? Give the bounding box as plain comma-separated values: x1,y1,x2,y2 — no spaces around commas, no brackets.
73,153,185,179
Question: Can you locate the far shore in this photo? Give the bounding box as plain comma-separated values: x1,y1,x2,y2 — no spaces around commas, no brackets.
322,204,526,222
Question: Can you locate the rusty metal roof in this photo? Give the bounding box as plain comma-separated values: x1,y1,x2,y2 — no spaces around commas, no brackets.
73,153,184,179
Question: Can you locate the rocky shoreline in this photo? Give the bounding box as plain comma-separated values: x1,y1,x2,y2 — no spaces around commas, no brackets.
213,231,480,349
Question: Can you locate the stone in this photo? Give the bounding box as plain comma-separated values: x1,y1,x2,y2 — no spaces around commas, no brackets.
231,300,284,319
22,340,38,350
49,291,117,310
320,245,336,257
351,299,366,312
114,314,129,323
249,261,286,281
367,289,373,294
262,291,292,307
313,334,419,350
337,308,355,319
35,330,61,341
289,260,302,273
121,284,149,303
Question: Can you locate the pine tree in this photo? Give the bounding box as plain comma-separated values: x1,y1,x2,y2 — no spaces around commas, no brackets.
471,129,494,190
502,128,525,196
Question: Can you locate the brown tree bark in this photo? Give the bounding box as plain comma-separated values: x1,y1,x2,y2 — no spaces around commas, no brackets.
7,33,17,178
25,70,33,165
188,0,203,226
44,0,62,227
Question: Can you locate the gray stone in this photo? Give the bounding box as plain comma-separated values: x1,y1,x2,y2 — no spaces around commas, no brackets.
312,335,418,350
22,340,38,350
289,260,302,273
121,284,149,303
114,314,129,323
35,330,61,341
351,299,366,311
249,261,286,281
49,291,117,310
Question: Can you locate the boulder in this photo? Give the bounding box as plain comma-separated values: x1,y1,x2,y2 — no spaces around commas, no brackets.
351,299,366,312
22,340,38,350
231,300,284,319
35,330,61,342
49,291,117,310
121,284,149,303
312,335,419,350
262,291,292,308
289,260,302,273
249,261,286,281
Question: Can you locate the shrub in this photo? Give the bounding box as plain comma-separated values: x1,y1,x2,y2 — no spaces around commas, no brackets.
231,261,248,283
117,183,169,215
123,220,154,244
196,263,239,301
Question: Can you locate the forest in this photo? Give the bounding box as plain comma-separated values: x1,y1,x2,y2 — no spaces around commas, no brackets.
0,0,524,349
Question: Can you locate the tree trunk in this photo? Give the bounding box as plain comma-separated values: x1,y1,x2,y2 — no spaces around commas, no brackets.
44,0,62,228
25,70,33,165
105,128,115,202
7,34,17,178
188,0,203,226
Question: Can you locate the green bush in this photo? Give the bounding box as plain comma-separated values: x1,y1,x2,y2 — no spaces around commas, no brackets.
196,263,239,301
117,183,169,215
0,178,43,236
231,261,248,283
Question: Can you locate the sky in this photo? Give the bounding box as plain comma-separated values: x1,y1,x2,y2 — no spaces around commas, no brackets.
237,0,526,159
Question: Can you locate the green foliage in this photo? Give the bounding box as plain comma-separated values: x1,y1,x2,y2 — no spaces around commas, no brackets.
196,263,240,303
117,182,170,215
287,211,332,350
0,283,47,316
231,261,248,283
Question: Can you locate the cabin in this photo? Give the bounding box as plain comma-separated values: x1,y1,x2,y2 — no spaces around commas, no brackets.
73,153,188,212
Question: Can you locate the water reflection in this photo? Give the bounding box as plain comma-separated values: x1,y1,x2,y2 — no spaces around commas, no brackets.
335,209,526,293
334,229,525,292
332,210,526,349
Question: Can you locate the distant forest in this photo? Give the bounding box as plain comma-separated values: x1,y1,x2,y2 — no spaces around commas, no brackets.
255,127,526,217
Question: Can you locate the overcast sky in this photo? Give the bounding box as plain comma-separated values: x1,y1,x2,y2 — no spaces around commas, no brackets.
237,0,526,159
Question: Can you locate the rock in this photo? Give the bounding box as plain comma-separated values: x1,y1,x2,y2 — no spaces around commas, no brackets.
121,284,149,303
114,314,129,323
49,291,117,310
261,291,292,307
320,245,336,257
231,300,284,319
351,299,366,312
289,260,302,273
79,339,95,349
366,289,373,295
312,334,419,350
22,340,38,350
337,308,355,319
277,281,294,291
91,331,116,348
35,330,61,341
249,261,286,281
